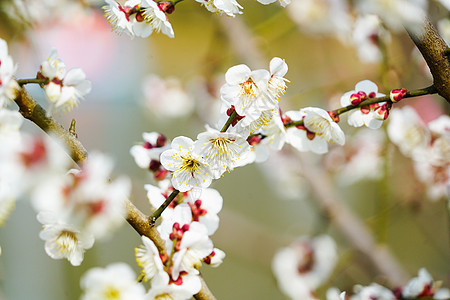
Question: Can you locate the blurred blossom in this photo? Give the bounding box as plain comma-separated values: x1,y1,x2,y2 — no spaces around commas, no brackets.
80,262,146,300
326,129,385,186
272,235,338,299
340,80,386,130
387,106,429,159
355,0,427,34
0,38,18,109
412,115,450,201
257,0,291,7
39,48,92,116
287,0,351,37
257,150,309,200
352,14,391,64
32,151,130,242
3,0,80,25
351,283,395,300
195,0,243,17
401,268,435,298
142,74,195,119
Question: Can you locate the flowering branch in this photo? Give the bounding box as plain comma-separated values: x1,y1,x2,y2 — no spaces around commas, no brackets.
12,87,216,300
331,85,437,116
407,19,450,102
14,88,88,163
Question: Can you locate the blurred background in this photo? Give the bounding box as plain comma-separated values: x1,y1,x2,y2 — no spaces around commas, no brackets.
0,0,449,299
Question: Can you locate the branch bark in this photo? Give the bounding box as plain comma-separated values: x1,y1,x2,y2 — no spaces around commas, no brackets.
13,87,216,300
408,19,450,102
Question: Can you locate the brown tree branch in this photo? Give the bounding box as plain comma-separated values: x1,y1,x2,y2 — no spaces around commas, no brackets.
13,87,216,300
408,19,450,102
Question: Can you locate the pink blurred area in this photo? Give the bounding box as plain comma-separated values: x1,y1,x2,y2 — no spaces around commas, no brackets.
32,9,115,80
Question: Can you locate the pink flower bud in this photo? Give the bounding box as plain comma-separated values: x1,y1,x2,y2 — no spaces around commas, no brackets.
350,93,362,105
390,88,407,103
327,110,340,123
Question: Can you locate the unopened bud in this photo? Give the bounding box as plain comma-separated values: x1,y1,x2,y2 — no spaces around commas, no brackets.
390,88,407,103
158,2,175,14
327,110,340,123
350,93,362,106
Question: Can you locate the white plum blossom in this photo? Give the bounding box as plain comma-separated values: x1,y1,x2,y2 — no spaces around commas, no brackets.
195,0,243,17
356,0,427,34
0,38,18,108
387,106,430,159
350,283,395,300
40,49,91,115
103,0,174,38
160,136,213,192
340,80,387,129
37,212,95,266
145,271,201,300
135,235,166,282
80,262,146,300
185,188,223,235
352,14,391,64
285,107,345,154
272,235,338,299
287,0,351,37
140,0,175,38
194,126,252,178
267,57,289,101
171,221,213,279
220,64,273,126
142,75,195,118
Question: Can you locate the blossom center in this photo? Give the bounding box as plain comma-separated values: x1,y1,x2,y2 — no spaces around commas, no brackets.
104,286,121,299
56,231,78,255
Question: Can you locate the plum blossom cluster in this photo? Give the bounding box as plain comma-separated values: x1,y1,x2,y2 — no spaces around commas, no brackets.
135,58,347,194
327,268,450,300
387,107,450,200
0,39,129,266
0,124,131,266
102,0,292,38
132,187,224,299
38,49,91,116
